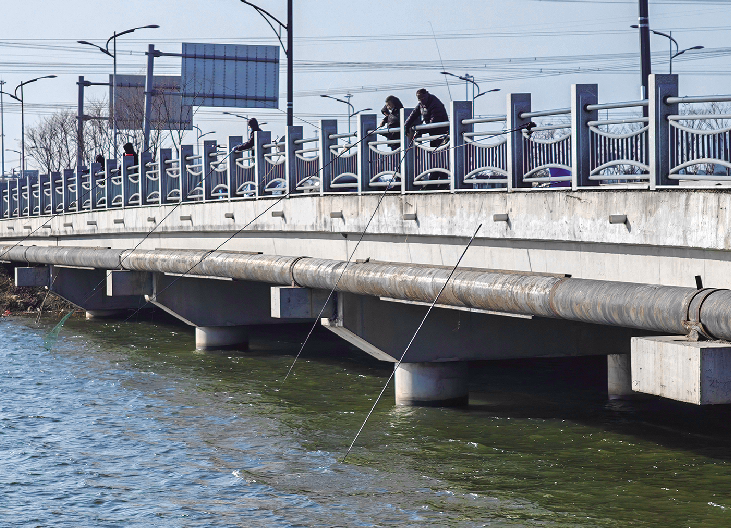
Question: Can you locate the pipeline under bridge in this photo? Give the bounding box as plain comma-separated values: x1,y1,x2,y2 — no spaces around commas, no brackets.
4,243,731,407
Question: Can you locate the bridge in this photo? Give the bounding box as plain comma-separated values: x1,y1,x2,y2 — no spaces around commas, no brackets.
3,73,731,407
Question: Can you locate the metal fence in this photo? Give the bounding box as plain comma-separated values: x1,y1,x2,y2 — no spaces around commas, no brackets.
3,75,731,220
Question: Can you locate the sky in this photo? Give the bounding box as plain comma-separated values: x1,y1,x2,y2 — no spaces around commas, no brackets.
1,0,730,171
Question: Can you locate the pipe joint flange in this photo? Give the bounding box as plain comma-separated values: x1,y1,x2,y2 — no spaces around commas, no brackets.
682,287,723,341
289,256,308,288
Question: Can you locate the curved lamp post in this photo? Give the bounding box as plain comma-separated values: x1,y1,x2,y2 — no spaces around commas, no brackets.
0,75,57,176
440,71,499,108
630,25,703,75
320,94,356,133
78,24,159,159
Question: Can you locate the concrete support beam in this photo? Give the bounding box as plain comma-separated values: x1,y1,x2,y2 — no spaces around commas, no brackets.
195,326,249,351
50,266,142,314
15,266,50,288
106,270,152,297
323,292,634,363
631,336,731,404
395,362,469,407
150,273,299,327
607,353,633,399
271,286,334,319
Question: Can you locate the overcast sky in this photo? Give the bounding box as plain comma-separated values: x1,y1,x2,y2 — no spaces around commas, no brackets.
1,0,730,169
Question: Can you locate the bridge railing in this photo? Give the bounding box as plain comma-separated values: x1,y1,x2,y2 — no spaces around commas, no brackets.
585,100,650,185
4,75,731,221
666,94,731,182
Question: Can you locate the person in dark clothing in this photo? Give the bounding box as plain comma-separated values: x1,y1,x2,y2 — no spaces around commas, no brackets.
94,154,105,170
122,142,138,165
403,88,449,148
234,118,263,152
379,95,404,151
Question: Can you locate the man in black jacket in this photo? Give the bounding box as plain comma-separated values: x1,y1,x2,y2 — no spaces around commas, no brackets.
233,118,263,152
403,88,449,147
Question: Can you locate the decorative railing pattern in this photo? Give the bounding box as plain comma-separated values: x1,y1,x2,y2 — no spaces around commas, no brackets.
2,76,731,220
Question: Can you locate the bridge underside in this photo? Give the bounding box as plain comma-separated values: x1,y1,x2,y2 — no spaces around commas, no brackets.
4,189,731,406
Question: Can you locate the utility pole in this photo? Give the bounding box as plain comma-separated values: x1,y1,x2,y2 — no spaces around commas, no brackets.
0,80,5,177
638,0,652,102
287,0,293,127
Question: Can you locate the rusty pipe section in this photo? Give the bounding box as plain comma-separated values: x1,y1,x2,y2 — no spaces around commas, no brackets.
2,244,728,339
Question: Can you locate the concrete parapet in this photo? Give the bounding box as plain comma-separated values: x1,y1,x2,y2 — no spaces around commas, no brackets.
394,362,469,407
631,336,731,404
271,286,334,319
15,266,50,288
195,326,249,350
106,270,152,297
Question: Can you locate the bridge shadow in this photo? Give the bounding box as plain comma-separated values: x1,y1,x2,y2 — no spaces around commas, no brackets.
464,356,731,462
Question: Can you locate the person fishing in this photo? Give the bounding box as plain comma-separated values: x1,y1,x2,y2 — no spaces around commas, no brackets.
233,118,263,153
403,88,449,148
379,95,404,151
122,142,138,166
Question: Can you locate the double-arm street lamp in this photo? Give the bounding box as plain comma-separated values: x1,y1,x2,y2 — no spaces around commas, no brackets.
320,94,366,133
78,24,160,158
193,125,215,156
440,71,499,109
630,25,703,75
1,75,57,176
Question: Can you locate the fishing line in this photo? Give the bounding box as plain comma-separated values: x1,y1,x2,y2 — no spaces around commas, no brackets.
280,134,417,386
116,123,393,325
278,122,536,384
429,21,453,102
341,222,483,463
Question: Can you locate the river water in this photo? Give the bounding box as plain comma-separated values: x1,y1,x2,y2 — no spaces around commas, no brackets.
1,314,731,527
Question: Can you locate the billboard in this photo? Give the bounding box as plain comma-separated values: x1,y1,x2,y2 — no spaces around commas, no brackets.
111,74,193,131
180,43,279,108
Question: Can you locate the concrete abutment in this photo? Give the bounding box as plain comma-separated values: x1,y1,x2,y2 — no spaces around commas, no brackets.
394,362,469,406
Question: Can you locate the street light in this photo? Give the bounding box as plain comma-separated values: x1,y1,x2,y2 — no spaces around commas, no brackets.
78,24,159,159
440,71,499,112
222,111,250,121
630,25,703,75
320,94,356,133
350,108,372,118
193,125,215,156
1,75,57,177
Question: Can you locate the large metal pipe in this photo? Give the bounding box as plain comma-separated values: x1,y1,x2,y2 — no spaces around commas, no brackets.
2,244,729,340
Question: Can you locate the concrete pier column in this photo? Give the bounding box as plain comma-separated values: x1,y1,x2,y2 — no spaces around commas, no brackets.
86,309,127,319
607,353,633,399
195,326,249,351
394,361,469,407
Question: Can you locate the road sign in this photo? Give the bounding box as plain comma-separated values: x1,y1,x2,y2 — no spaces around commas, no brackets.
180,43,279,108
111,74,193,131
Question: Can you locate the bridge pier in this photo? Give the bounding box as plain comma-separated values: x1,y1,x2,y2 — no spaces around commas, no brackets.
395,362,469,406
195,326,249,351
607,354,633,399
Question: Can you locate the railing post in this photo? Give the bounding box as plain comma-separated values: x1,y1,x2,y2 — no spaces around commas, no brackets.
357,113,378,195
400,107,415,193
506,93,531,191
649,73,679,188
158,148,172,204
121,155,134,207
89,163,100,210
179,144,194,202
105,159,116,209
1,179,7,218
139,151,153,205
228,135,242,200
451,101,473,191
285,126,303,195
319,120,337,195
255,130,271,198
571,84,598,190
202,139,217,201
63,168,74,212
